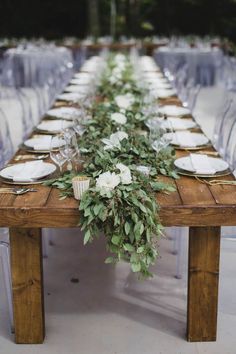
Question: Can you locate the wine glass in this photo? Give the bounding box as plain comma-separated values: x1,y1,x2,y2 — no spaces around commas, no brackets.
59,131,80,171
151,120,174,153
50,136,66,173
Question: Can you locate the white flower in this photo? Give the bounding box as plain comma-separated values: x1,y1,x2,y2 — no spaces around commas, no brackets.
116,163,132,185
101,131,128,151
115,94,135,110
96,171,120,191
110,112,127,125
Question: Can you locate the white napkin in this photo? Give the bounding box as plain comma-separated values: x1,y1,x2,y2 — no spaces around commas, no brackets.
190,154,216,175
175,131,196,147
32,136,52,151
168,118,187,131
13,161,46,182
38,120,71,132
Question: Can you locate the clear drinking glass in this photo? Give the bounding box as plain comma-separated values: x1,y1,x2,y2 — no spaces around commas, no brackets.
50,136,66,173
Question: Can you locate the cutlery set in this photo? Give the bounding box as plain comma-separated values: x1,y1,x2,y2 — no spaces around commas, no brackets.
0,187,38,195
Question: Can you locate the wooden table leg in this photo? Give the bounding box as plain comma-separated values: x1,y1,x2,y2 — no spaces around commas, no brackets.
187,226,220,342
10,228,45,344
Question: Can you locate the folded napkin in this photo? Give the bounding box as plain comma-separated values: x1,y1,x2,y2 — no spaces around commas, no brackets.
175,131,196,147
32,136,52,151
38,120,71,132
168,118,187,131
13,161,46,182
190,154,216,175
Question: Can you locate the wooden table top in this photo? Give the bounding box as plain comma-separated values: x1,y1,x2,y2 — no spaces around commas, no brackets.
0,97,236,229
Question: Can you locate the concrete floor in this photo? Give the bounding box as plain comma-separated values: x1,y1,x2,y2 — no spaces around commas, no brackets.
1,86,236,354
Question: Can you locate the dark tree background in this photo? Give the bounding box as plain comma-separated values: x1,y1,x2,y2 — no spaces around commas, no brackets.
0,0,235,41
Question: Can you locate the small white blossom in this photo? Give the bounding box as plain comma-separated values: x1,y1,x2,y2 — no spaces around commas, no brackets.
115,94,135,110
110,112,127,125
116,163,132,185
101,131,128,151
96,171,120,191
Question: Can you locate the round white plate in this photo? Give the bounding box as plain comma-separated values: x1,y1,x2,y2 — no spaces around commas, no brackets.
0,162,56,181
24,136,65,150
164,118,196,130
158,105,191,116
174,156,229,174
165,132,209,147
64,85,89,93
37,120,72,133
154,89,176,98
57,92,86,102
47,107,82,120
70,78,91,85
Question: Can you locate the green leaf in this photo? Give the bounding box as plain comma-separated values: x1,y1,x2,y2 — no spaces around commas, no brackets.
84,230,91,245
123,243,135,252
137,246,144,253
131,262,141,273
94,204,103,216
124,221,131,235
111,235,120,245
105,257,115,264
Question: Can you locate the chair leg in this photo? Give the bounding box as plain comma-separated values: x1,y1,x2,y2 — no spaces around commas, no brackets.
0,242,14,333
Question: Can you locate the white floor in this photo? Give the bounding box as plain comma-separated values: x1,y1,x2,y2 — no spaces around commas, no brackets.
1,86,236,354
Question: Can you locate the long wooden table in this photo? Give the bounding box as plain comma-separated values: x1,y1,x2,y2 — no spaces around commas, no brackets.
0,96,236,344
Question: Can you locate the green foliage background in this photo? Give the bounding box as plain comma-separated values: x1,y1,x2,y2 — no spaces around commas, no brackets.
0,0,236,41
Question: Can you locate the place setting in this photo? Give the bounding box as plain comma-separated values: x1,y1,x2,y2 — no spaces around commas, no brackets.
35,119,73,134
46,106,83,120
174,153,231,178
0,160,57,185
164,130,210,150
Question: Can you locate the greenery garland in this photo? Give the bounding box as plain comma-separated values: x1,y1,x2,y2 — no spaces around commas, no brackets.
46,53,178,278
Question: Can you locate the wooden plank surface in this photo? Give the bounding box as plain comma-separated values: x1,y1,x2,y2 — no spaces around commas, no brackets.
0,83,235,228
187,226,220,341
10,228,45,343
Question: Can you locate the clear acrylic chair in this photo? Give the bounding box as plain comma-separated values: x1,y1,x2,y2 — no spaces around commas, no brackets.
0,241,14,333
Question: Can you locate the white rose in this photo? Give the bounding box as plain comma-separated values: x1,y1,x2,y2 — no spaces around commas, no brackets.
116,163,132,185
101,131,128,151
115,94,135,110
110,112,127,125
96,171,120,191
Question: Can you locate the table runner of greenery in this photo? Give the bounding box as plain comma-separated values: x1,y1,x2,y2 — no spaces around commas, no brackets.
47,53,178,278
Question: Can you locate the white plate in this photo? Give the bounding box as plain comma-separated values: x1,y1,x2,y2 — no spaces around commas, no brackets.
164,118,196,130
57,92,86,102
0,162,56,181
70,78,91,85
24,136,65,150
158,105,191,116
154,89,176,98
165,132,209,147
174,156,229,174
47,107,82,120
74,72,93,79
64,85,89,93
37,120,72,133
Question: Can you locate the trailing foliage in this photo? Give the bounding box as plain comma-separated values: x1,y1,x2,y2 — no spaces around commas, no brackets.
46,53,178,278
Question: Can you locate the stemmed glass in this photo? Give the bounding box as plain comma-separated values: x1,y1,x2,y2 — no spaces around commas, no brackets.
150,120,174,153
59,130,80,171
50,135,67,173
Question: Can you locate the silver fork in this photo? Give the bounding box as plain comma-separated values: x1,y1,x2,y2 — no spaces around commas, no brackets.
0,188,38,195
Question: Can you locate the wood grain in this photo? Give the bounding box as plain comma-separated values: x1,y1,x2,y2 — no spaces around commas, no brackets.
10,228,45,344
187,227,220,342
